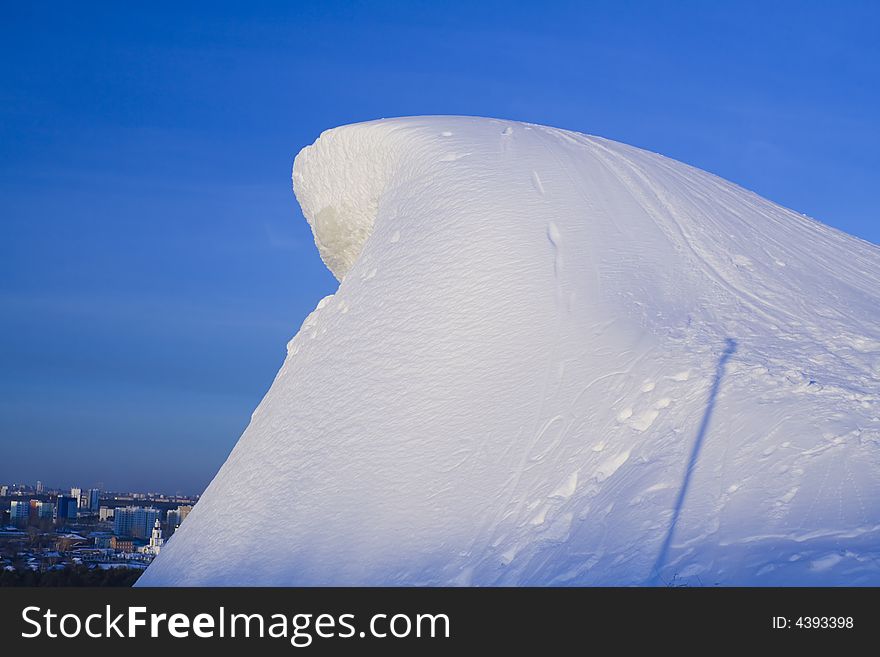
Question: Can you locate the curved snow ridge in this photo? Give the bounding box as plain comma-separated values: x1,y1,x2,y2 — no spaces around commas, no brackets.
295,116,880,380
292,116,588,283
140,116,880,587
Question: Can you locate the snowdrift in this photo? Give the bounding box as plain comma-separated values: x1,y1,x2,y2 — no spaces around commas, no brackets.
138,117,880,586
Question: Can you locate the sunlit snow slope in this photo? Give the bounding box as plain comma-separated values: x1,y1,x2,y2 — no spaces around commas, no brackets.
139,117,880,586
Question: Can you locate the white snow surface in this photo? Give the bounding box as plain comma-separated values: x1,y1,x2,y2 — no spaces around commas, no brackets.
139,117,880,586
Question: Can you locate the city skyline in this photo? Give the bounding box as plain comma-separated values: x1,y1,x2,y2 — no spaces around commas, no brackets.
2,480,196,585
1,479,203,500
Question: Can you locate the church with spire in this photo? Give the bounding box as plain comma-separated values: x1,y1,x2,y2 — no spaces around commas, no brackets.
139,518,165,556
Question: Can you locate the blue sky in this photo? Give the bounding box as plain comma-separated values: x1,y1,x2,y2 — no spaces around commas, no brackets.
2,1,878,494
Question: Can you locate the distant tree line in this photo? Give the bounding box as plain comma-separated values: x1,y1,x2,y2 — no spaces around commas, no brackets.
0,565,142,587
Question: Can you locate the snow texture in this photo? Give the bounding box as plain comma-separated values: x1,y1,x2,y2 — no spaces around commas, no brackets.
138,117,880,586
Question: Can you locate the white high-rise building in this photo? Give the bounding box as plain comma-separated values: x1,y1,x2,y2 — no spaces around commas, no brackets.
70,488,82,510
9,500,29,525
114,506,161,539
85,488,100,512
165,505,193,534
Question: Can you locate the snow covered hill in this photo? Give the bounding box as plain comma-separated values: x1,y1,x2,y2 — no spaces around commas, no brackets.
138,117,880,586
